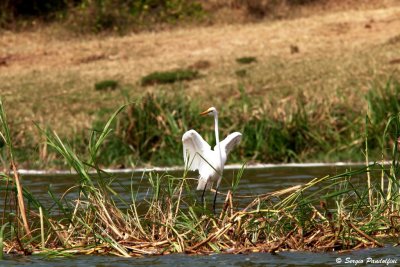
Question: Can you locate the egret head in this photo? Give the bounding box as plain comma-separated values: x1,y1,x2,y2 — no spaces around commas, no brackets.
200,107,217,116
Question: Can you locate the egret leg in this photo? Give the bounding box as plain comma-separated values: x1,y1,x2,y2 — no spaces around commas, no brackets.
213,176,222,214
201,184,207,206
212,186,219,214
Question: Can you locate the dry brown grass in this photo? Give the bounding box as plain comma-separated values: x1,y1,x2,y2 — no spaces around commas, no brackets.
0,4,400,143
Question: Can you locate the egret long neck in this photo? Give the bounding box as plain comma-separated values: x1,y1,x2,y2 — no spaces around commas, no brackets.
214,113,220,146
214,111,223,172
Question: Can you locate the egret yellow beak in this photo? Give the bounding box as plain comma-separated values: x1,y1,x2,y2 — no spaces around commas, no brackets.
200,108,212,116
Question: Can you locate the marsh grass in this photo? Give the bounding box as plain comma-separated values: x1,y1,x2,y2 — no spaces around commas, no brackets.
0,100,400,257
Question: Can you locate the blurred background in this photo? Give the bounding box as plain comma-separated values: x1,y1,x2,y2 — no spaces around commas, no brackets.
0,0,400,169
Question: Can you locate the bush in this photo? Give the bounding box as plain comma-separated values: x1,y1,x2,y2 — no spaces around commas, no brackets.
241,0,321,19
236,56,257,64
67,0,204,33
141,69,199,86
0,0,204,32
0,0,69,27
94,80,119,91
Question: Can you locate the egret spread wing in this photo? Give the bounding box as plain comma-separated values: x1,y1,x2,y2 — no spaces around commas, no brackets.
182,129,211,171
218,132,242,155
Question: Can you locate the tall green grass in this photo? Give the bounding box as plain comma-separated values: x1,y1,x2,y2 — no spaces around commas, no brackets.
3,79,400,169
105,80,399,167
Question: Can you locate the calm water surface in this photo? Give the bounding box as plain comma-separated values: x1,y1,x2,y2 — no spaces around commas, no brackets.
3,246,400,267
20,164,365,207
2,165,398,266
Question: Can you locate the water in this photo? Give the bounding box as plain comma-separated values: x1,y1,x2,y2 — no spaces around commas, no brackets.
2,164,399,266
19,164,364,209
0,246,400,267
2,246,399,266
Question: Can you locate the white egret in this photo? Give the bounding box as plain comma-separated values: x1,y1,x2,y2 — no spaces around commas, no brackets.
182,107,242,210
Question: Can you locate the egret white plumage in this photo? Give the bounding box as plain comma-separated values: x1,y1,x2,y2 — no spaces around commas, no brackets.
182,107,242,210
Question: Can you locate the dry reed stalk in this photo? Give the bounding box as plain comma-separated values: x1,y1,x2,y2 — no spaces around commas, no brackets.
219,190,232,221
174,179,185,219
39,207,44,249
347,221,384,247
243,184,303,211
11,162,31,238
228,192,234,218
186,220,233,251
96,223,131,257
47,220,69,247
365,138,373,207
95,199,124,239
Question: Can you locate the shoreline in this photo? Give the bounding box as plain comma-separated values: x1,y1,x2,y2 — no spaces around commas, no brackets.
14,161,381,176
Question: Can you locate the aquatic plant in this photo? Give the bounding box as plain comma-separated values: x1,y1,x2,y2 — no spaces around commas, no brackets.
0,100,399,257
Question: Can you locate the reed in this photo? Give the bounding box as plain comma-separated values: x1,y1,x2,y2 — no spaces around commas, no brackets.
0,98,31,239
0,100,399,257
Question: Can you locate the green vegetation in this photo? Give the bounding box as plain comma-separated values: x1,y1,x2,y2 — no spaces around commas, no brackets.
236,57,257,64
94,79,400,167
141,69,199,86
2,79,400,169
0,0,359,33
0,0,204,32
0,100,399,257
95,80,119,91
235,69,248,77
